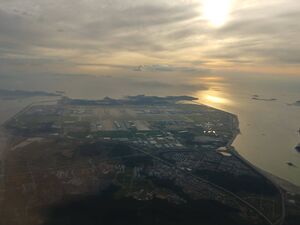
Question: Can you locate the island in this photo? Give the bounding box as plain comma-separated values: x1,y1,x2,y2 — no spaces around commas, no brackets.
252,95,277,101
291,101,300,107
295,143,300,152
0,95,290,225
0,89,60,100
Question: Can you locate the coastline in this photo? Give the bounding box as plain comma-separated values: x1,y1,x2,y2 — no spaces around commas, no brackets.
228,112,299,189
227,113,286,225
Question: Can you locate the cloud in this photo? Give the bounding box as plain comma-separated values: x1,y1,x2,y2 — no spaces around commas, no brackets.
203,0,300,65
72,62,209,74
133,64,209,73
0,0,300,76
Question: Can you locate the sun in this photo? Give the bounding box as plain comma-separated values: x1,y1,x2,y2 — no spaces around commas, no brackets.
203,0,232,26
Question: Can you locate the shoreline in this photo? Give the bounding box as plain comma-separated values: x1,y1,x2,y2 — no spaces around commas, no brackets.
228,112,299,189
227,113,286,225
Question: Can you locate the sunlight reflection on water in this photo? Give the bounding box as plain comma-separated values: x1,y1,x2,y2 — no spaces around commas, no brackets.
195,84,233,111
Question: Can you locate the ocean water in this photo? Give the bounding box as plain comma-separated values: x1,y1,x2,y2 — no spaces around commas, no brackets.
0,72,299,185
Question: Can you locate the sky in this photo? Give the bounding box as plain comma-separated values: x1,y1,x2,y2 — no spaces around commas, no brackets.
0,0,300,77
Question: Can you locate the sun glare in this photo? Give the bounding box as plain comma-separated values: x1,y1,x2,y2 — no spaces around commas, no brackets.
195,88,233,111
205,95,228,104
203,0,232,26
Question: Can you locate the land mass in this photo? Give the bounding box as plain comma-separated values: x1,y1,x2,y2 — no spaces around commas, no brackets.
252,95,277,101
290,101,300,107
0,95,296,225
0,89,60,100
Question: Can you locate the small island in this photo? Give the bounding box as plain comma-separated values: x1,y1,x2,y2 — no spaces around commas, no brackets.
290,100,300,107
251,95,277,101
295,143,300,152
